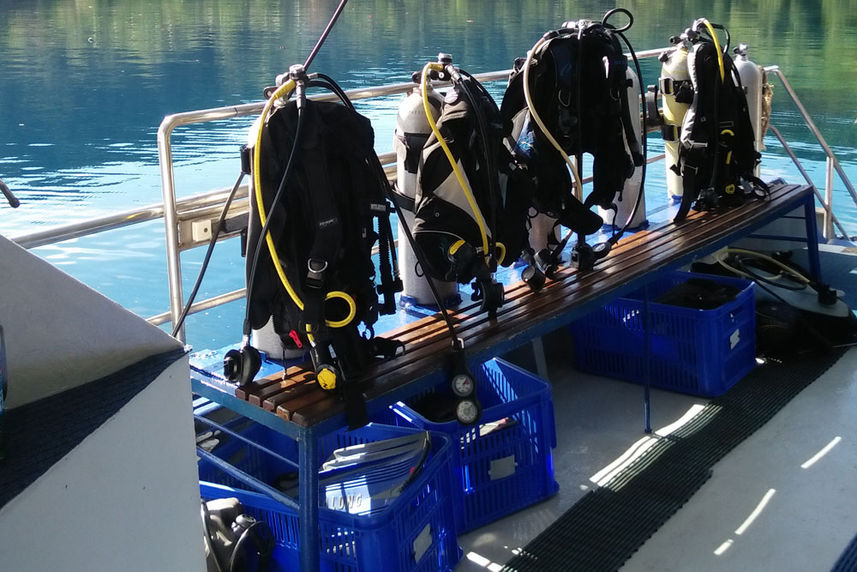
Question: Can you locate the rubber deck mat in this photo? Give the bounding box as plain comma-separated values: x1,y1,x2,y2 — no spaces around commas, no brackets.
503,347,847,572
832,533,857,572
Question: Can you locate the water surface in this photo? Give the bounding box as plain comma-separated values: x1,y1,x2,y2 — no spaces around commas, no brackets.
1,0,856,348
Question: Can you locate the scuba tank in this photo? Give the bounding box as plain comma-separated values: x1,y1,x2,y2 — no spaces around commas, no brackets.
500,8,646,273
412,54,509,318
665,19,768,222
392,64,460,309
506,104,558,276
600,66,647,229
659,39,693,201
229,65,404,429
732,43,766,174
528,212,559,254
250,317,305,361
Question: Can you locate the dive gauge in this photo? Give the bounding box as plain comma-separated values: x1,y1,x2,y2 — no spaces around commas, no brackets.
455,398,482,425
451,373,475,397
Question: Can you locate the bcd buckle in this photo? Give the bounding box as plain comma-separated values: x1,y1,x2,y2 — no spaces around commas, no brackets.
306,258,328,289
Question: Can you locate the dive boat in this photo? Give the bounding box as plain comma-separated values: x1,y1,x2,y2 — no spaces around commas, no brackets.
2,19,857,572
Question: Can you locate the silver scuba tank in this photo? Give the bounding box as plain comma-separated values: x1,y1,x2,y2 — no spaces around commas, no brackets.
528,211,559,253
599,66,647,229
392,77,459,308
733,43,766,174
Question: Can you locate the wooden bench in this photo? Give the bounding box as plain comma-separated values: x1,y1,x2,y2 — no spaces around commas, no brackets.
229,182,819,428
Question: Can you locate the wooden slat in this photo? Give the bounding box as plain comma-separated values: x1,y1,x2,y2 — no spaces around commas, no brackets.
234,183,813,427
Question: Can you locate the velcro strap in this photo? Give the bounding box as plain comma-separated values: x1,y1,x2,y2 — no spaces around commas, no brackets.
661,124,680,142
659,77,691,96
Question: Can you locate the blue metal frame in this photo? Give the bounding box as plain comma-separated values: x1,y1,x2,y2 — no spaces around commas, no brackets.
190,186,821,572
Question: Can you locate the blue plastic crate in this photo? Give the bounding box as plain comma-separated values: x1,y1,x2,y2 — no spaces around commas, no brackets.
384,358,558,533
568,271,756,397
198,422,460,572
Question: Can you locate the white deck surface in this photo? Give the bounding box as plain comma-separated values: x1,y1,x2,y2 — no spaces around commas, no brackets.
455,346,857,571
624,347,857,572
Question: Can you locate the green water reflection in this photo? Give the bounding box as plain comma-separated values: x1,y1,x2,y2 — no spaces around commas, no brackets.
1,0,855,166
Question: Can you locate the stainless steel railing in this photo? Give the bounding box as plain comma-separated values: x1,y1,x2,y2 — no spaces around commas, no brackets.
764,66,857,240
9,54,855,343
155,69,517,341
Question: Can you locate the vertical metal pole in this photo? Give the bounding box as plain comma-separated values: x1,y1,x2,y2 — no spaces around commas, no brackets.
531,337,549,381
803,193,823,283
824,157,835,241
298,428,320,572
643,284,652,434
157,117,186,342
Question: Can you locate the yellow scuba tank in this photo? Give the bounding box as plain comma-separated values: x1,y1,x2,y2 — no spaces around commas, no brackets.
392,74,459,308
660,41,692,201
600,65,647,229
733,43,766,175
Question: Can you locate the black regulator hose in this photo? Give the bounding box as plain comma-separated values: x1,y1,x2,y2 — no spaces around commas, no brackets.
604,8,648,247
0,179,20,208
172,171,245,338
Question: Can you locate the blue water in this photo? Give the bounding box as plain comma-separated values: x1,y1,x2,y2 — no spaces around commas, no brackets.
2,0,857,350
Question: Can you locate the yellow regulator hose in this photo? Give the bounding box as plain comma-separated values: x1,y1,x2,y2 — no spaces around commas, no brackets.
699,19,725,83
421,62,491,264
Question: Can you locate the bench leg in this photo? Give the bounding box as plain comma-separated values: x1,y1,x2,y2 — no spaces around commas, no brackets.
803,195,823,282
299,429,320,572
643,285,653,434
531,337,549,380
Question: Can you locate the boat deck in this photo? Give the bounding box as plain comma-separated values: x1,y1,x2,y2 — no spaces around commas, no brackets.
191,182,831,572
456,244,857,570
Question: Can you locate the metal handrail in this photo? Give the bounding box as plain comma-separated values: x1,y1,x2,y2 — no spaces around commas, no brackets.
9,55,854,340
155,69,524,341
764,66,857,240
11,186,245,250
767,125,849,239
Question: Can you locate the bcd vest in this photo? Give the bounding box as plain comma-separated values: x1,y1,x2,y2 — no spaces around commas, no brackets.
414,68,528,316
669,27,767,221
501,20,643,237
246,95,402,427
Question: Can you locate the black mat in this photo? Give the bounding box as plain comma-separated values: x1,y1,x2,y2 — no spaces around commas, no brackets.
0,348,186,510
832,533,857,572
503,347,847,572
